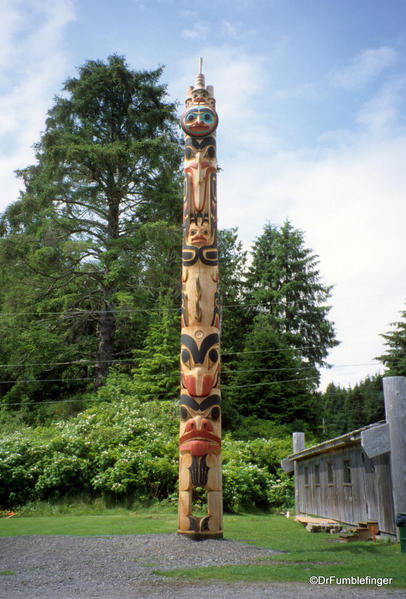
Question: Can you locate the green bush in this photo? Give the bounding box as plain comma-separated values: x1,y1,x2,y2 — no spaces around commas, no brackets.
222,436,294,512
0,393,294,511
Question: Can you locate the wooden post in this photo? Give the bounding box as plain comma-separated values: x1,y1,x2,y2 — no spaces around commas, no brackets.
293,433,305,515
178,59,222,539
293,432,305,453
383,376,406,540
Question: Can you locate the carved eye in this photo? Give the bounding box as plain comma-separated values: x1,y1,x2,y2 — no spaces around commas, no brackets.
190,229,197,236
207,146,215,158
211,406,220,421
202,112,213,122
185,147,193,159
209,349,218,364
203,229,209,235
181,349,191,368
186,113,196,123
180,406,188,420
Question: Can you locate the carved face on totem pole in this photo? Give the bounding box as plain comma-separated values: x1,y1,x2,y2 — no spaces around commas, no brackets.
178,62,223,539
180,330,220,397
181,105,219,137
179,395,221,458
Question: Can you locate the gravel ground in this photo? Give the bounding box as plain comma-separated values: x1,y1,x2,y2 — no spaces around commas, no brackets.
0,534,404,599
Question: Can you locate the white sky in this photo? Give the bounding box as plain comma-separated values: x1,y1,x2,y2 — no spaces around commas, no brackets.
1,0,405,390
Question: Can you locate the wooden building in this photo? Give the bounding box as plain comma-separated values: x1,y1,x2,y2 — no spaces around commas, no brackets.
282,422,395,534
282,376,406,538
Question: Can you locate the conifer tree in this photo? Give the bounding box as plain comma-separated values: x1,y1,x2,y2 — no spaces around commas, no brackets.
226,313,317,424
378,304,406,376
130,293,180,401
245,220,338,384
0,55,182,391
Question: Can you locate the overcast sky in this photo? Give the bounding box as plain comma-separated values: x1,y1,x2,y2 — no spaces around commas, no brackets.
1,0,405,390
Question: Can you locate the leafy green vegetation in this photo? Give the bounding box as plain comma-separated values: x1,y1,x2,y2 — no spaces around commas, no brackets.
0,383,293,511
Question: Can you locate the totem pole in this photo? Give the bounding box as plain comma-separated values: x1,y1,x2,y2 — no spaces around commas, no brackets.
178,59,222,539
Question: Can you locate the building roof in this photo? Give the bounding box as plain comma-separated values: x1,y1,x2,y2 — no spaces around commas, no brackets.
287,420,387,462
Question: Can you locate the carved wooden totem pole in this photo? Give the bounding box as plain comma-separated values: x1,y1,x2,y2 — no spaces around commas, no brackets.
178,59,222,539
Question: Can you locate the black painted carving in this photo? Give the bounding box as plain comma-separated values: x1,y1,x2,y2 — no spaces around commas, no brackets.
189,455,209,487
180,394,221,410
181,333,219,365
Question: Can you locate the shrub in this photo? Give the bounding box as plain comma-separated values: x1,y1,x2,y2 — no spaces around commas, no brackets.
0,394,294,512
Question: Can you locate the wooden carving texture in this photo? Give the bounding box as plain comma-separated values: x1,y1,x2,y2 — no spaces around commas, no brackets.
178,69,222,539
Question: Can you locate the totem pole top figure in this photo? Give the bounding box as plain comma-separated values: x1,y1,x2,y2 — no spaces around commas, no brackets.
181,58,219,138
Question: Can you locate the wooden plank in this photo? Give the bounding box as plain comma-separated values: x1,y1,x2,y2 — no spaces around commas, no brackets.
349,446,366,524
293,432,305,453
361,423,390,458
281,458,294,473
295,515,339,525
375,453,396,535
383,376,406,539
363,451,378,522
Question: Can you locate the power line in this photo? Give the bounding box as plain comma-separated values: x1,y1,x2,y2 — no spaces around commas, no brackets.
0,361,383,390
0,347,327,369
0,298,335,318
0,377,94,385
0,375,321,407
222,346,316,356
0,360,380,380
0,367,314,384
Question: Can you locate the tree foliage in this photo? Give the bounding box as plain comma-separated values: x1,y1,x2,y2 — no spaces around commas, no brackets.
319,375,384,439
378,304,406,376
130,292,180,401
246,221,338,374
226,313,317,425
0,55,182,397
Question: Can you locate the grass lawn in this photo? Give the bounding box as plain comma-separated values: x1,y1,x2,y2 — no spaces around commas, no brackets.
160,513,405,587
0,503,178,536
1,508,404,587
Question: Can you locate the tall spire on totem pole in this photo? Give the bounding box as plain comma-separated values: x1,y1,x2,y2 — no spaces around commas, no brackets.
178,59,223,539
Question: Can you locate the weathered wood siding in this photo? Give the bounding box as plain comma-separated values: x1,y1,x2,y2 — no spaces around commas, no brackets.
295,445,395,535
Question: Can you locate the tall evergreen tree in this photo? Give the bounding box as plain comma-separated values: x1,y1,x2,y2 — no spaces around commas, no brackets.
130,292,180,401
218,227,248,354
378,304,406,376
0,55,182,390
226,313,317,424
320,375,384,440
320,383,348,438
245,220,338,383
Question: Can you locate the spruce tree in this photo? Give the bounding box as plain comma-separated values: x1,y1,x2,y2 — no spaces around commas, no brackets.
130,293,180,401
226,313,317,424
378,305,406,376
246,220,338,382
0,55,182,393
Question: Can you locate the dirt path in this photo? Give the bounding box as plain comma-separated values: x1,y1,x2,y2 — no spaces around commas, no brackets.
0,534,403,599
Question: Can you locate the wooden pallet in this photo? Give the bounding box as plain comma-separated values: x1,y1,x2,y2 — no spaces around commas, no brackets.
295,514,342,533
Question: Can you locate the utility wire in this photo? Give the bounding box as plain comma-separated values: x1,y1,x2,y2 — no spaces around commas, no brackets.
0,347,328,369
0,298,332,318
0,362,383,389
0,362,380,382
0,376,321,407
0,377,94,385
